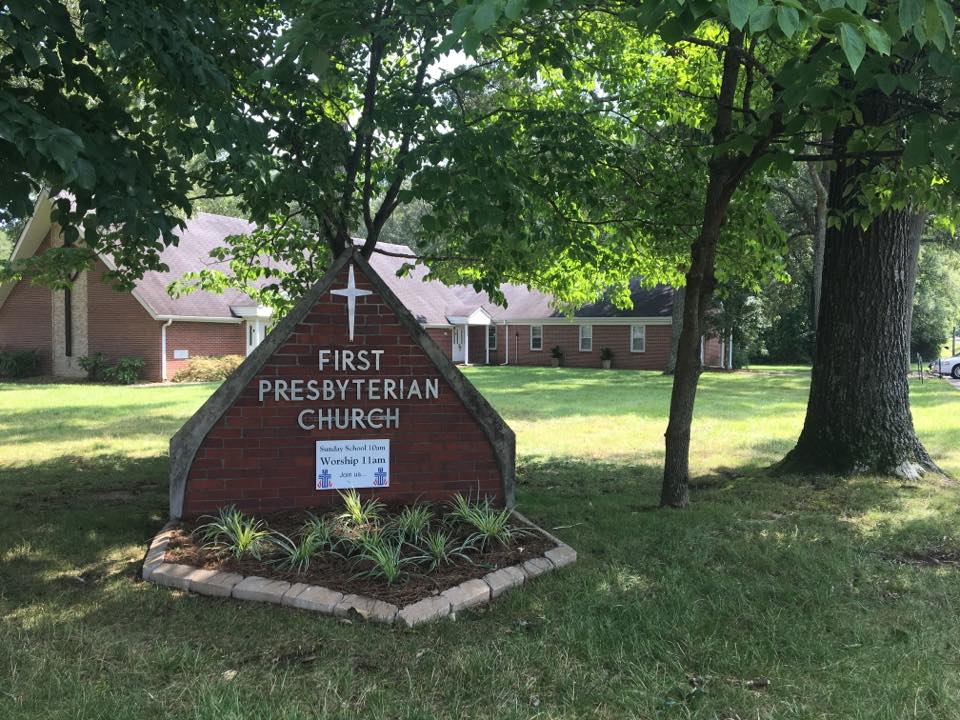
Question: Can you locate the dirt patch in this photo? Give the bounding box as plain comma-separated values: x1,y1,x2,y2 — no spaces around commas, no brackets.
164,508,555,606
899,549,960,567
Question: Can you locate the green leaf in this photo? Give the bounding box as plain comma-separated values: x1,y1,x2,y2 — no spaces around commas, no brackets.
310,50,329,77
934,0,955,35
772,151,794,171
876,73,897,95
504,0,525,21
729,0,758,30
749,5,775,31
659,17,687,43
861,21,891,54
473,0,501,32
846,0,867,12
923,0,946,49
439,6,475,52
928,48,953,75
903,126,929,169
839,23,866,71
898,0,922,33
822,7,861,24
777,6,800,37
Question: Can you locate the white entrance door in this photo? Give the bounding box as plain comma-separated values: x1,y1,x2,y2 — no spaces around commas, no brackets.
246,319,265,355
451,326,465,363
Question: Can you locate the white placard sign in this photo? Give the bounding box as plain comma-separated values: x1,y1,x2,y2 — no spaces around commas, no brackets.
315,439,390,491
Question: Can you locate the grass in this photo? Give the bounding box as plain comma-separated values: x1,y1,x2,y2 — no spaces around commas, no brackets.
2,367,960,719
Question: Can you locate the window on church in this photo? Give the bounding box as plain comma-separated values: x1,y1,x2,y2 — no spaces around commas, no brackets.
530,325,543,351
579,325,593,352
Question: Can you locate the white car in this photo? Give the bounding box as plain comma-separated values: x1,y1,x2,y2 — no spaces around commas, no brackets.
929,356,960,378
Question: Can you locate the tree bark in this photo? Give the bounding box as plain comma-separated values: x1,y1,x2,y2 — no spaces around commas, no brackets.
903,213,925,371
776,130,938,479
664,285,685,375
806,161,827,335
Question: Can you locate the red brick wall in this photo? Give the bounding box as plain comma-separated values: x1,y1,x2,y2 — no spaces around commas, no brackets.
497,323,671,370
425,327,452,360
87,260,163,381
703,335,724,367
0,239,53,374
487,324,504,365
182,264,505,517
166,321,246,378
467,325,487,365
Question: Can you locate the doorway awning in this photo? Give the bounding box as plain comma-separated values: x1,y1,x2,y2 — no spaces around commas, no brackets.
446,307,491,326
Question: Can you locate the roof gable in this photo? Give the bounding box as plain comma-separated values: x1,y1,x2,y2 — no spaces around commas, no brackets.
0,191,53,311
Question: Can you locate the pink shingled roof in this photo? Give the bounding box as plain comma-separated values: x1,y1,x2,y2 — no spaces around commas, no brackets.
130,213,671,323
134,213,260,318
133,216,559,323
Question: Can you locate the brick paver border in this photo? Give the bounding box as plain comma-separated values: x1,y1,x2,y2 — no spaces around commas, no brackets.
142,511,576,627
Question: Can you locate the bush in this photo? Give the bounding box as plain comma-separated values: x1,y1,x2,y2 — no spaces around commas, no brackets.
79,354,144,384
78,352,110,381
0,349,41,378
105,356,145,385
171,354,244,383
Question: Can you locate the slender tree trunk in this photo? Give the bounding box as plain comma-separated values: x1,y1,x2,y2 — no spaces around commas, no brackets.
664,286,685,375
660,30,747,508
776,120,938,479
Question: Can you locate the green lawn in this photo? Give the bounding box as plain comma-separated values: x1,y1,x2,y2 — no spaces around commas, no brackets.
2,367,960,719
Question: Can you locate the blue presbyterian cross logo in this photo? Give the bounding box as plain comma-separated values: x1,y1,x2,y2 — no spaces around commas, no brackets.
374,467,388,486
317,468,333,489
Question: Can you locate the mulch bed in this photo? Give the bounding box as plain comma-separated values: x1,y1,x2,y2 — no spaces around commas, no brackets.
164,508,556,605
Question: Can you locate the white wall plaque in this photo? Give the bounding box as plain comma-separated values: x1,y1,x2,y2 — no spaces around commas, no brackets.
173,349,189,360
315,439,390,490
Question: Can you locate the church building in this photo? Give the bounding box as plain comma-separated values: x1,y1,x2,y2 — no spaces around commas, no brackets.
0,193,728,381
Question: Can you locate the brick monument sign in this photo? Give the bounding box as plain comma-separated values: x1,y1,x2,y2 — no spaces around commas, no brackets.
169,248,515,519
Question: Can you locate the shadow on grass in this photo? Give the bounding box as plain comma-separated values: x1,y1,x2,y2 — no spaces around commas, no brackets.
0,407,193,446
0,453,168,510
6,453,960,719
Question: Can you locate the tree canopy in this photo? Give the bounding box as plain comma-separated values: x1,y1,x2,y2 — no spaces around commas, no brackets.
0,0,246,287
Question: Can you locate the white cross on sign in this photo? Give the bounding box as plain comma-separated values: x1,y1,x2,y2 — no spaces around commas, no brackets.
330,264,372,341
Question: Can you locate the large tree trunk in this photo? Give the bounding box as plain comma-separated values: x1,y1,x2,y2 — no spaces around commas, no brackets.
664,285,685,375
776,135,937,479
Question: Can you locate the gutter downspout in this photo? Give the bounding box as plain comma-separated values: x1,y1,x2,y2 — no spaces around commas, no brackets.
161,319,173,381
